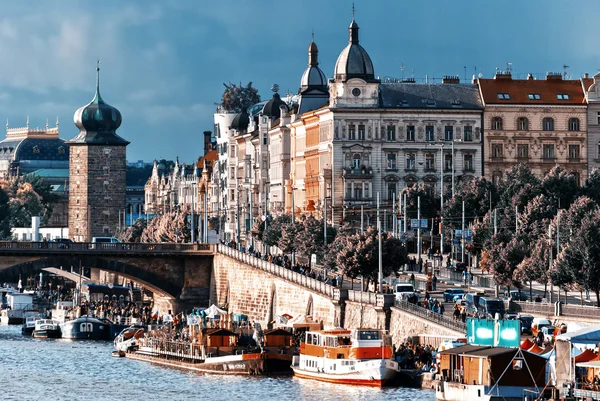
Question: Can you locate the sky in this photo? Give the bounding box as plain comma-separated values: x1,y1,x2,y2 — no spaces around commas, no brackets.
0,0,598,164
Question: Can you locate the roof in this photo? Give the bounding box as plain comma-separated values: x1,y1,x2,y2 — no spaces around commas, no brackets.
556,325,600,344
0,137,69,163
438,344,490,355
577,361,600,368
478,76,586,105
466,347,519,358
29,168,70,178
333,19,376,82
379,83,483,110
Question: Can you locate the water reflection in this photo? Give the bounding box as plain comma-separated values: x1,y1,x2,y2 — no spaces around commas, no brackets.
0,325,434,401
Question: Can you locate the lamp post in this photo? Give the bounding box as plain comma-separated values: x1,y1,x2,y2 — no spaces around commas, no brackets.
191,182,196,244
439,143,444,255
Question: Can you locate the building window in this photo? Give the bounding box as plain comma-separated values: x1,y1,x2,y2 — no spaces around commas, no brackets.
492,171,502,186
491,117,503,130
492,144,503,159
517,144,529,159
568,118,580,131
463,126,473,142
517,117,529,131
444,125,454,141
230,146,235,157
345,183,352,199
528,94,541,100
349,124,356,140
597,112,600,125
387,153,397,169
354,185,363,200
569,144,580,160
263,134,267,145
542,117,554,131
387,183,397,201
230,167,235,179
406,125,415,141
571,172,580,186
230,190,235,202
406,154,416,170
425,153,435,170
463,154,473,171
358,124,365,140
352,153,361,169
444,154,452,172
557,94,570,100
425,125,435,141
497,93,510,100
387,125,396,141
543,144,555,159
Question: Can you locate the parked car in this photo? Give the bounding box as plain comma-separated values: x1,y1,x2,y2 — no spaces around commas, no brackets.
531,318,552,337
394,282,417,301
51,238,73,249
464,292,485,316
443,288,466,302
519,315,535,335
503,290,528,301
478,297,505,319
541,326,556,343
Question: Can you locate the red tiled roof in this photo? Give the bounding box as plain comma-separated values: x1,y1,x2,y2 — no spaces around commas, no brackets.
478,77,586,105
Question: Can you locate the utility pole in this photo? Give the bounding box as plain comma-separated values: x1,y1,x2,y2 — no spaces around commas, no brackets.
461,200,465,263
549,224,553,303
361,204,364,234
249,187,253,248
377,192,383,294
439,144,444,255
556,210,561,253
417,195,421,260
494,208,497,236
398,192,402,235
324,196,327,248
392,192,396,238
204,187,208,243
191,184,195,243
515,206,518,231
403,192,407,237
264,187,268,255
451,139,455,199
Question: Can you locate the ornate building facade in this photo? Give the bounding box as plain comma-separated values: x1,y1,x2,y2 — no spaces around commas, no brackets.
68,67,129,241
478,72,588,184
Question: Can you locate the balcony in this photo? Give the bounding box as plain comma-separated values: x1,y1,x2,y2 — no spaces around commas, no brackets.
424,166,436,173
542,157,556,163
463,166,475,173
385,165,398,172
568,157,582,163
490,155,504,161
343,167,373,179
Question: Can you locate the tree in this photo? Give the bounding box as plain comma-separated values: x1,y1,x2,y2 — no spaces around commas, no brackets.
583,169,600,206
140,212,190,243
116,218,147,243
0,187,10,238
443,177,497,224
498,164,541,210
403,185,439,219
295,215,337,264
541,165,579,209
328,227,408,288
262,214,291,248
515,194,556,249
277,221,302,255
515,239,552,298
220,82,261,113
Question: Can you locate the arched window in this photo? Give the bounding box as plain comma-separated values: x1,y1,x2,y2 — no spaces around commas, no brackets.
517,117,529,130
542,117,554,131
352,154,361,169
568,118,580,131
491,117,503,130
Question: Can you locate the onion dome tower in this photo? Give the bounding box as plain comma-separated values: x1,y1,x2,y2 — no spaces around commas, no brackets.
68,62,129,241
262,85,289,120
297,35,329,114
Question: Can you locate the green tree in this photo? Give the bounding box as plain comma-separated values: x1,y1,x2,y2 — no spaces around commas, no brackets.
403,185,439,219
583,169,600,205
262,214,291,248
498,164,541,210
295,215,337,264
541,165,579,209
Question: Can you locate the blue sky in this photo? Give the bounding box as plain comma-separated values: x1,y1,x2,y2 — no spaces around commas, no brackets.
0,1,597,163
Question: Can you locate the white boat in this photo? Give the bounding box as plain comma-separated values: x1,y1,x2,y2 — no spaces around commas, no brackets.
33,319,61,339
21,314,43,335
291,328,398,386
1,293,35,325
114,326,145,352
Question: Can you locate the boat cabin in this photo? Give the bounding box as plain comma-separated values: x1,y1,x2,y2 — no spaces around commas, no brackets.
263,328,293,347
302,329,393,360
84,284,131,303
7,293,33,310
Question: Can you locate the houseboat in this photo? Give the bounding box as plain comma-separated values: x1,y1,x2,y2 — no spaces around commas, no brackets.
435,345,549,401
1,293,35,325
125,327,295,376
21,313,44,335
60,316,111,340
33,319,61,339
291,328,398,387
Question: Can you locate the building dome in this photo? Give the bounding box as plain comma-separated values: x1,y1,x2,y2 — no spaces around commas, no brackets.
230,110,250,131
333,19,375,82
70,66,129,146
262,91,288,119
300,40,328,92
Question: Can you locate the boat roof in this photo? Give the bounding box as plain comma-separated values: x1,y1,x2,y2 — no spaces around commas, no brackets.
438,345,491,355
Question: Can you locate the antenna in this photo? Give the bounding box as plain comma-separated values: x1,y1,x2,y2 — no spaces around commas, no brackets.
563,64,570,80
352,2,355,20
506,62,512,73
464,66,467,83
401,62,405,80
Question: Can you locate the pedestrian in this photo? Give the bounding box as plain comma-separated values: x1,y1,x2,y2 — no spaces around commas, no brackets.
418,258,423,273
410,273,415,288
463,269,468,285
432,274,437,291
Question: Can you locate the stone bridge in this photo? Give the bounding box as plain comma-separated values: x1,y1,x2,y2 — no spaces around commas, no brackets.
0,241,214,312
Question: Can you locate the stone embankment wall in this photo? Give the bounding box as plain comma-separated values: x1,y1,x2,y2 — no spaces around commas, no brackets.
212,254,337,327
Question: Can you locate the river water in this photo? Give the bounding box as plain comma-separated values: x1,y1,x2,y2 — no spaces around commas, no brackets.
0,325,435,401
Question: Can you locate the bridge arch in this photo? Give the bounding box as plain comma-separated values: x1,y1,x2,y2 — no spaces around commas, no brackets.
0,256,181,300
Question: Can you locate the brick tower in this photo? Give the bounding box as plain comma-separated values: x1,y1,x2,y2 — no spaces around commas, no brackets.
68,63,129,241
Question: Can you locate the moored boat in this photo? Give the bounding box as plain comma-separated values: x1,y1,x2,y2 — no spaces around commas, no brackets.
291,328,398,387
33,319,61,339
21,314,43,336
60,316,111,340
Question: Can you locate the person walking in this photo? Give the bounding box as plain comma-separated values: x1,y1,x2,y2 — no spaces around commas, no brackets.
432,274,437,291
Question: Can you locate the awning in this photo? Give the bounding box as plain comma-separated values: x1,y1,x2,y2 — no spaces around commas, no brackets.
556,326,600,345
575,349,598,363
520,338,534,350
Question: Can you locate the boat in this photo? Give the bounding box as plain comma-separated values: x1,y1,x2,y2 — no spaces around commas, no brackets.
291,328,398,386
21,314,43,336
32,319,61,339
59,316,111,340
125,327,295,376
1,293,35,325
114,326,145,352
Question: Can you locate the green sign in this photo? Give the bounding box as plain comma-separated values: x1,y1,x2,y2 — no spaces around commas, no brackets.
467,318,521,348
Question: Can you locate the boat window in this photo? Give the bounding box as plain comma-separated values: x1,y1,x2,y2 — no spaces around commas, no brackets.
358,330,381,340
307,333,312,343
313,335,318,345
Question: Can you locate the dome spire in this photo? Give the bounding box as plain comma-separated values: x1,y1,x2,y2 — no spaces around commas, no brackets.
349,3,359,44
308,32,319,67
94,59,103,104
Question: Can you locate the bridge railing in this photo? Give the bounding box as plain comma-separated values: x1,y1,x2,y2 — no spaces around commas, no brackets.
0,241,213,253
395,299,466,333
217,244,335,298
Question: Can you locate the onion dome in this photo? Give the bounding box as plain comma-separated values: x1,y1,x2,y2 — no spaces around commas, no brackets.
70,64,129,146
262,85,289,119
333,18,375,82
230,110,250,131
300,39,328,93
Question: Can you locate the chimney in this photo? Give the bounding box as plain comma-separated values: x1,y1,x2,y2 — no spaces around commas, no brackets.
203,131,212,156
527,73,534,81
546,72,562,81
585,73,590,79
442,75,460,84
494,71,512,80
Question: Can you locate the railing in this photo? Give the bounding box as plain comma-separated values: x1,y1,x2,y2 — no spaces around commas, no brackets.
217,244,335,298
395,299,466,333
347,290,378,305
148,338,204,361
511,301,555,316
561,303,600,319
0,241,214,254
